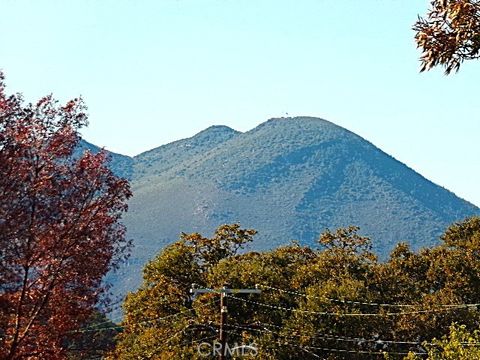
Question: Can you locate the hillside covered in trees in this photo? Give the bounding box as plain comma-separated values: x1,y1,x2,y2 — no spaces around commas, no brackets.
81,117,479,298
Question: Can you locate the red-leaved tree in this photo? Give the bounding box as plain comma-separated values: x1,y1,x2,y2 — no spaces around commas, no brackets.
0,72,132,359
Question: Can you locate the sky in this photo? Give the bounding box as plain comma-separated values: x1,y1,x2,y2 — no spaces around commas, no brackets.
1,0,479,207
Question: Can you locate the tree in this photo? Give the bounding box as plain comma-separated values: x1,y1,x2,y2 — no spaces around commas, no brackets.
110,224,256,359
413,0,480,74
65,311,122,360
112,220,480,359
0,72,132,359
404,323,480,359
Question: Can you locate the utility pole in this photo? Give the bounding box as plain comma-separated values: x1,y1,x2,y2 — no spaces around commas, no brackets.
190,284,261,360
219,285,227,359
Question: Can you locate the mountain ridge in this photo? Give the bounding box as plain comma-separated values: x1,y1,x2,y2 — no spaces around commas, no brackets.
80,117,479,296
81,117,476,211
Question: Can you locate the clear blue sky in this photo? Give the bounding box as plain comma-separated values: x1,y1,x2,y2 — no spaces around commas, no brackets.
1,0,479,206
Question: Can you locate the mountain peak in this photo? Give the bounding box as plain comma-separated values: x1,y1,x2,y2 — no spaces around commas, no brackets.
198,124,239,134
132,124,240,180
249,116,352,139
190,125,240,144
104,116,479,298
259,116,341,129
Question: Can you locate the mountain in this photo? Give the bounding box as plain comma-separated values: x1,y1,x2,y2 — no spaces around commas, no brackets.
83,117,479,297
133,125,240,180
76,140,134,180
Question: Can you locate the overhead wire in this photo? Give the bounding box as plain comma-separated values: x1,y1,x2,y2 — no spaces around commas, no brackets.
227,322,425,346
62,275,480,353
224,319,480,356
68,298,219,334
226,293,470,317
221,327,426,358
259,283,480,309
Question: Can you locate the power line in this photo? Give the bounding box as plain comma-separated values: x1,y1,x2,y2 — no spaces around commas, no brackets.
190,284,261,360
226,293,470,317
301,345,421,356
222,328,426,357
69,299,218,334
225,320,480,356
228,322,425,346
178,334,218,347
259,284,480,309
300,343,425,357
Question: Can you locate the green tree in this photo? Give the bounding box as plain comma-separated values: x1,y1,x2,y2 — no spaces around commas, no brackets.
109,224,256,359
66,312,121,360
404,323,480,359
111,219,480,359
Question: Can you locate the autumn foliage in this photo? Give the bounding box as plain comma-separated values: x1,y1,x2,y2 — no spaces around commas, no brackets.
414,0,480,74
0,72,131,359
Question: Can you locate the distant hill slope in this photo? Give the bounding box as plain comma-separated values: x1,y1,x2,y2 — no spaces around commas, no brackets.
81,117,479,296
77,140,134,180
133,125,240,180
